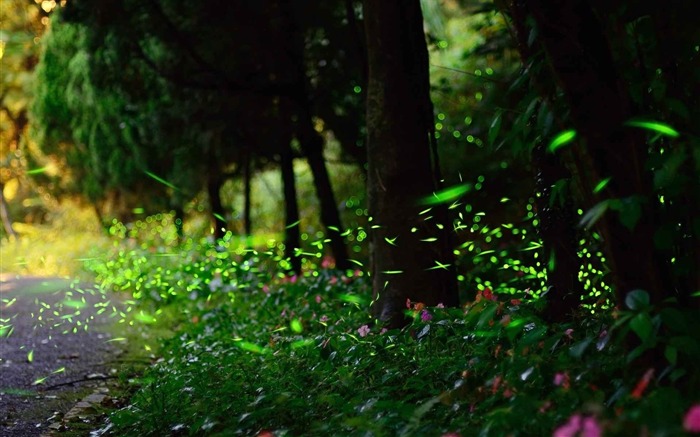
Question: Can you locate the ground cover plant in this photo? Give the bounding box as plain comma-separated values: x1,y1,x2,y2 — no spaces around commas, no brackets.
78,218,700,437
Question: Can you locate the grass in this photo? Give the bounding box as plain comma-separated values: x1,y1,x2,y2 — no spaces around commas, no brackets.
0,201,111,278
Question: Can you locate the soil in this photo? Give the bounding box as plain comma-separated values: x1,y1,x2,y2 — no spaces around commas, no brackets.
0,275,125,437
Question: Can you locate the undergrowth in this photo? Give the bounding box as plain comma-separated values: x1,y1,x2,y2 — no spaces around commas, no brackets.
84,235,700,437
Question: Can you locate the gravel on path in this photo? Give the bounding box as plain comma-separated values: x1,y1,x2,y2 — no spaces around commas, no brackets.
1,274,124,437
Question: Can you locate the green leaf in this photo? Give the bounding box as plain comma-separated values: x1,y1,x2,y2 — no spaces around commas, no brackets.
290,339,313,349
27,350,34,363
625,290,650,311
579,200,609,229
488,112,502,146
416,324,431,340
625,120,680,138
665,346,678,365
548,129,577,153
476,304,498,328
609,196,643,230
418,184,472,206
520,325,547,346
569,338,593,358
630,313,654,343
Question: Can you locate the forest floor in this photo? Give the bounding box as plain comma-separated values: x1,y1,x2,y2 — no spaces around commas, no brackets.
0,275,124,437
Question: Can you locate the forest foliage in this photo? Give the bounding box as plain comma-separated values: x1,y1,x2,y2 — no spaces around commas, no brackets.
1,0,699,435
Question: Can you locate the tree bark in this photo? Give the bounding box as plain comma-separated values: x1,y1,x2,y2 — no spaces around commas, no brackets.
532,142,582,321
300,121,351,271
280,145,302,274
207,174,227,240
507,2,583,321
363,0,458,327
243,152,252,238
173,205,185,242
276,0,351,271
0,184,17,239
528,0,664,305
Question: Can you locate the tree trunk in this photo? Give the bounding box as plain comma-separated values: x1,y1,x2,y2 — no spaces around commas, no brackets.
243,152,252,238
173,205,185,242
301,123,351,271
532,141,582,321
529,0,664,305
0,184,17,239
207,174,227,240
280,145,302,274
507,2,583,321
277,0,351,271
363,0,458,328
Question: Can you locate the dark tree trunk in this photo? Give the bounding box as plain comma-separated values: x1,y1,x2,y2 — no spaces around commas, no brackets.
647,7,700,303
0,184,17,239
507,2,583,321
243,152,252,238
528,0,664,305
277,0,351,271
173,205,185,242
300,123,351,271
280,145,302,274
92,202,110,235
363,0,458,328
532,142,582,321
207,174,227,240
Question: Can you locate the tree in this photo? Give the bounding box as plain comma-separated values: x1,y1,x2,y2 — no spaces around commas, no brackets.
54,0,361,258
363,0,458,327
505,0,699,312
0,0,52,239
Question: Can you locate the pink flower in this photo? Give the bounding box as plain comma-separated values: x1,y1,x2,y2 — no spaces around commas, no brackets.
684,404,700,433
315,295,322,304
553,414,601,437
329,276,338,285
321,256,335,269
554,372,570,389
553,414,582,437
380,328,388,335
436,303,445,308
420,309,432,322
357,325,370,337
565,328,574,338
581,417,602,437
290,275,298,284
319,315,329,323
441,433,461,437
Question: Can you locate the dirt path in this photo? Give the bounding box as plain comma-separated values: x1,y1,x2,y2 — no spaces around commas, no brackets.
0,275,123,437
